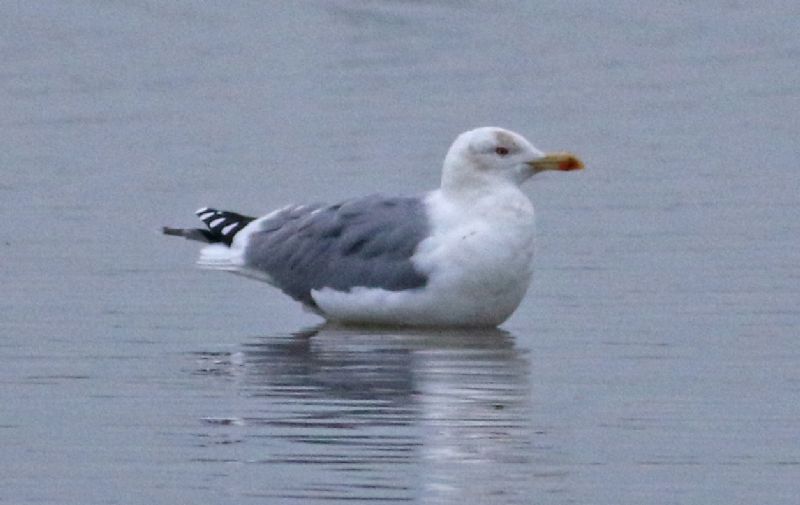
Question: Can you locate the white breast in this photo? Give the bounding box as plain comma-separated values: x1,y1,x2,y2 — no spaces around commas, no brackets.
412,189,536,324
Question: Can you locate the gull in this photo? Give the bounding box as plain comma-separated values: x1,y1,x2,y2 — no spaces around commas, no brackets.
163,127,583,327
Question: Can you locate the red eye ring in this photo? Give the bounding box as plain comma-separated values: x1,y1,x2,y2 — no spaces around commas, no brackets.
495,146,509,156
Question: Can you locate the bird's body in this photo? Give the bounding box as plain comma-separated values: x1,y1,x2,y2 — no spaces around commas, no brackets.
164,127,583,327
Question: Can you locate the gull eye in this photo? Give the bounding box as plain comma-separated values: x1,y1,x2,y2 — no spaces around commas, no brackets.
495,146,509,156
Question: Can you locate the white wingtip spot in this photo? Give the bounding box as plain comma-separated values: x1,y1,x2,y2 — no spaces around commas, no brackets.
198,211,215,221
209,217,225,228
221,223,238,235
195,207,210,215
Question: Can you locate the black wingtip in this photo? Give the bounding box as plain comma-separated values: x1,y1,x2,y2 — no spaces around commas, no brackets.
193,208,256,246
162,226,215,243
163,208,256,245
162,226,185,237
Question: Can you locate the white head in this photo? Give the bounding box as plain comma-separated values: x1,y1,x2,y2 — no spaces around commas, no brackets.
440,127,583,193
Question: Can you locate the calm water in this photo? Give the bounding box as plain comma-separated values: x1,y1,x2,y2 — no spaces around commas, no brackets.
2,1,799,503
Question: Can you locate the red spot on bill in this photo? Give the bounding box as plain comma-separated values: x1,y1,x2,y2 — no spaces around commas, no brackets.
559,155,584,171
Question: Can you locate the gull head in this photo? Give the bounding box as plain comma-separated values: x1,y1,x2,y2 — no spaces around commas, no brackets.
440,127,583,193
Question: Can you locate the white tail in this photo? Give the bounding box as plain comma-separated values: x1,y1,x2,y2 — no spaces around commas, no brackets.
196,243,276,284
196,244,240,272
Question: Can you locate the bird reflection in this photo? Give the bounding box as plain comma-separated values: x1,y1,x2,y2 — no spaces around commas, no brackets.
196,324,540,503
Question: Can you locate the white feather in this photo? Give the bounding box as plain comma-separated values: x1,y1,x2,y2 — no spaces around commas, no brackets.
196,244,239,271
196,220,277,284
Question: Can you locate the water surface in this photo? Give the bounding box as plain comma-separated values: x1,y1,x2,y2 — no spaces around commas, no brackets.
2,1,798,504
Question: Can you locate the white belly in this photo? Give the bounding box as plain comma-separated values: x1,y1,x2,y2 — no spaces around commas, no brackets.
312,190,536,327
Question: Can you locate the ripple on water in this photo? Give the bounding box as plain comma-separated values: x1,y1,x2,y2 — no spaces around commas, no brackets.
190,325,565,503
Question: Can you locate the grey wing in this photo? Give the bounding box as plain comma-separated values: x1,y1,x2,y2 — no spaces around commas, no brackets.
243,195,431,307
